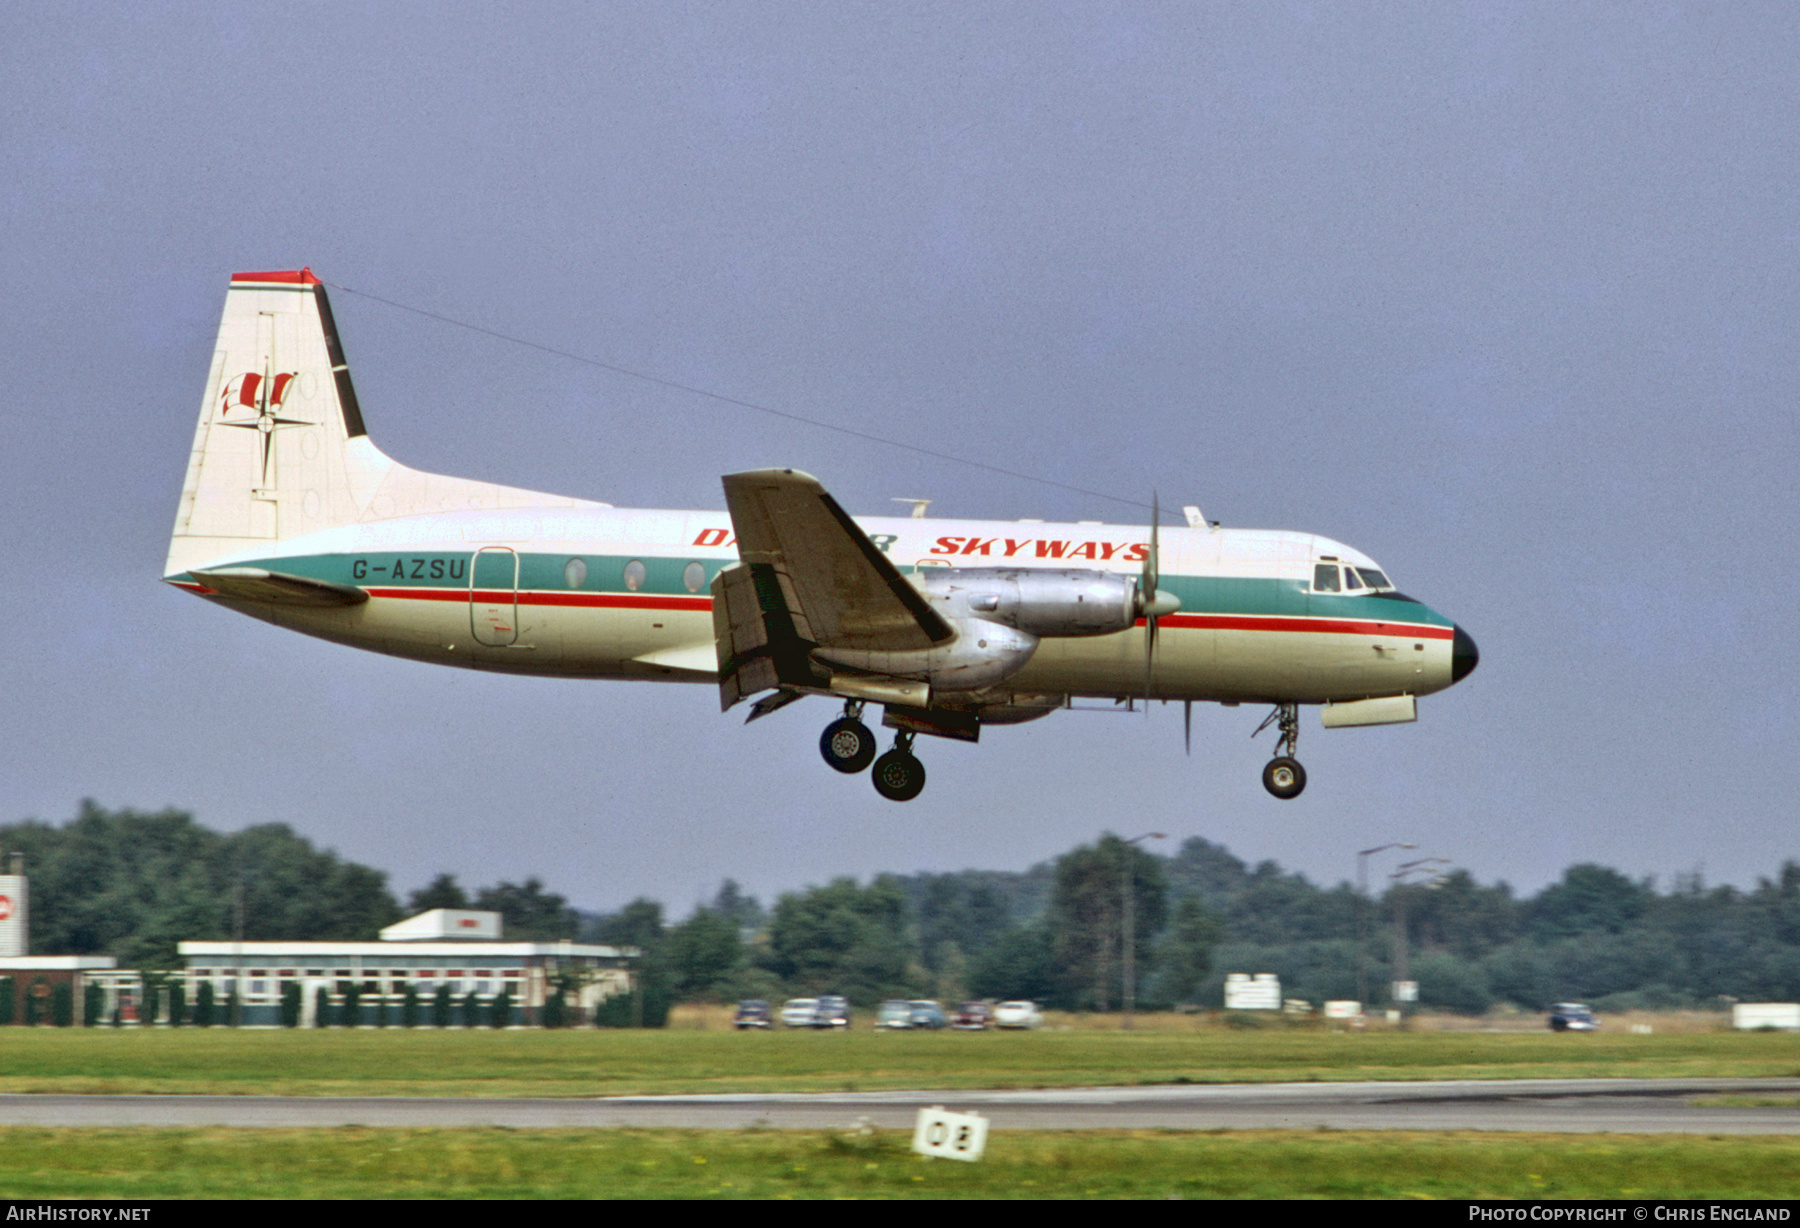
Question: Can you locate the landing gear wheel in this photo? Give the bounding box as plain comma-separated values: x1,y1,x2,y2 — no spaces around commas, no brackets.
820,718,877,774
1263,756,1307,800
871,749,927,802
1253,702,1306,799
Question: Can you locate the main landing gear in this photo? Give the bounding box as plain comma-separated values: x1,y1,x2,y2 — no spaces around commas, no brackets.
817,702,928,801
1255,703,1307,800
871,731,926,802
819,702,878,774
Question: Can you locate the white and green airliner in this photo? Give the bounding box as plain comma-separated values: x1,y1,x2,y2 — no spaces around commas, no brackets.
166,269,1477,802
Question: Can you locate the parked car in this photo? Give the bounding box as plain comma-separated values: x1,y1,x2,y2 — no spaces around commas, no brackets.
877,999,915,1029
907,1000,948,1029
733,999,773,1030
812,995,852,1029
951,1001,993,1030
780,997,820,1028
993,1000,1044,1029
1549,1003,1598,1032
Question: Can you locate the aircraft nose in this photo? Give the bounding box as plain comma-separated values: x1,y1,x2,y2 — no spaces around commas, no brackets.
1451,624,1479,684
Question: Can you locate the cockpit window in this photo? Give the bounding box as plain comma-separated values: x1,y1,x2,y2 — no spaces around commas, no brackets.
1356,568,1390,590
1342,567,1364,591
1313,563,1340,593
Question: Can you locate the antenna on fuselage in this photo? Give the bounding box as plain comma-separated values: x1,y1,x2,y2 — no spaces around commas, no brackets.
892,498,931,518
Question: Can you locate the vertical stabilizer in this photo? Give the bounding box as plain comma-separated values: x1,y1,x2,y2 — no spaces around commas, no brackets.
165,269,600,579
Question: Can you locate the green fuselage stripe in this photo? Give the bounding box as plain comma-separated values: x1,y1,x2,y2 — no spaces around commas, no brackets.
178,551,1454,631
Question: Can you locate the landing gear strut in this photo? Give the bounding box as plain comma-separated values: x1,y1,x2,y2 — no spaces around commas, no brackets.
871,730,927,802
1255,703,1307,800
819,701,877,774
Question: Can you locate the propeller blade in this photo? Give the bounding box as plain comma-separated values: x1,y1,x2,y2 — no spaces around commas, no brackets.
1142,492,1160,704
1145,491,1160,595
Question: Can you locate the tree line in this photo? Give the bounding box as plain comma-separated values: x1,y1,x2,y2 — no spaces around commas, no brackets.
8,803,1800,1015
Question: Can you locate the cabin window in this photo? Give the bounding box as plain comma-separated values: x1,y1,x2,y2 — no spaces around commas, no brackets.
623,560,646,591
563,558,588,589
1313,564,1340,593
683,561,705,593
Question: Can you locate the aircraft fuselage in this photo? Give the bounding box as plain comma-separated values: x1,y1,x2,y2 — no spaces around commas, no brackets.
168,505,1464,706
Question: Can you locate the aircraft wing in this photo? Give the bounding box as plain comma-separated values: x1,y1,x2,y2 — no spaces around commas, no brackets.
713,469,953,712
722,469,951,650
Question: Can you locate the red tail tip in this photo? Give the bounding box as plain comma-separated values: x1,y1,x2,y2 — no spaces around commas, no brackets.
230,268,321,285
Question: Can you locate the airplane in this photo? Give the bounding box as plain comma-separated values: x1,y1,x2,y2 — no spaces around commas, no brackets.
164,269,1477,802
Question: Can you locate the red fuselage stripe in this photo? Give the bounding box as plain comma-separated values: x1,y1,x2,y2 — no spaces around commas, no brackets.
1151,613,1456,639
364,587,711,612
360,586,1452,636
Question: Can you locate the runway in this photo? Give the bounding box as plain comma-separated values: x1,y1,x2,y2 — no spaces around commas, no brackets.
3,1079,1798,1133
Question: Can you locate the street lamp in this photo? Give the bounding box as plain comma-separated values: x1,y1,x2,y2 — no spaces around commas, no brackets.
1121,831,1166,1030
1356,843,1414,1011
1389,857,1451,1015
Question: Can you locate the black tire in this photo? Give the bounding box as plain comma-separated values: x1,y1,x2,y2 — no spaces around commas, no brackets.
820,718,877,774
1262,756,1307,800
870,750,927,801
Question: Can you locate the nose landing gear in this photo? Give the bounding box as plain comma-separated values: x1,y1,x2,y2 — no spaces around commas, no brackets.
870,730,927,802
1255,703,1307,800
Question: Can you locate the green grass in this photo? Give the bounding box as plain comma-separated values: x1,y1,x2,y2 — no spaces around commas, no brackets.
0,1126,1795,1199
0,1027,1795,1097
3,1029,1798,1199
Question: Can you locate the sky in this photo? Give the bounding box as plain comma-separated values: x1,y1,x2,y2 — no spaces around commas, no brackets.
4,2,1798,916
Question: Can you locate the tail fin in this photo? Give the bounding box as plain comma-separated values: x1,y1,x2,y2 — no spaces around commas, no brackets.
165,269,599,579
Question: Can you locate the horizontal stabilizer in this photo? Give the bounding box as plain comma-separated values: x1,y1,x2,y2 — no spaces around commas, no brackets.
190,567,369,607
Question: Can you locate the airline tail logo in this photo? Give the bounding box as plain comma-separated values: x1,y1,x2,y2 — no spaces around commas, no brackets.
219,369,314,482
222,371,295,416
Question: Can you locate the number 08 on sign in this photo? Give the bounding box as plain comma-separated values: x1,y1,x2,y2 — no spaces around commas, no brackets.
912,1106,988,1162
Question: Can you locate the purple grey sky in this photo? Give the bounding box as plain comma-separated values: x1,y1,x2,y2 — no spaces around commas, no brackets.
3,3,1797,913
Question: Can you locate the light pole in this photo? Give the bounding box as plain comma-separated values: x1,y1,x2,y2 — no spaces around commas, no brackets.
1121,831,1166,1030
1389,857,1451,1016
1357,843,1414,1012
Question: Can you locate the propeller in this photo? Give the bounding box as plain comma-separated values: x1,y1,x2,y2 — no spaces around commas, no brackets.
1135,492,1181,706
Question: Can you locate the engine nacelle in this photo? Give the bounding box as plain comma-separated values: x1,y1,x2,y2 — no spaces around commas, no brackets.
812,617,1039,693
917,568,1140,637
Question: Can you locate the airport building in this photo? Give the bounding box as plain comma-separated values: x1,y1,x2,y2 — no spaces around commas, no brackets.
47,909,634,1027
0,869,121,1024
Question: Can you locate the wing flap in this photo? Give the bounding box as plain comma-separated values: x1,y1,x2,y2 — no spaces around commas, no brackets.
711,561,823,710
